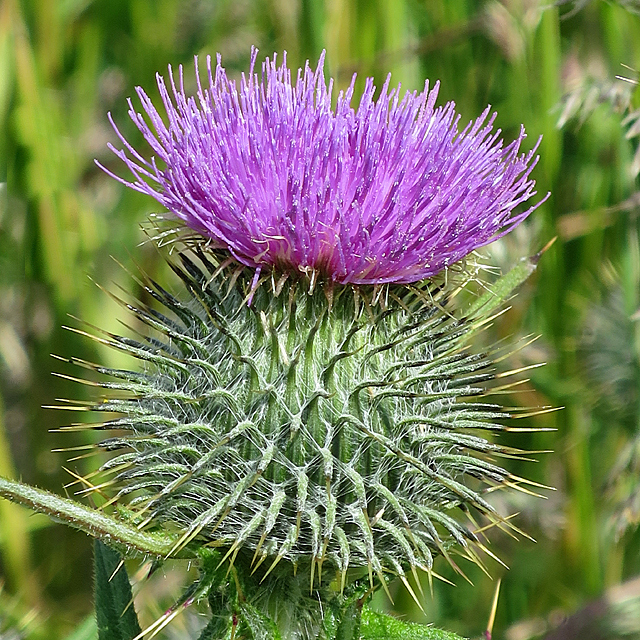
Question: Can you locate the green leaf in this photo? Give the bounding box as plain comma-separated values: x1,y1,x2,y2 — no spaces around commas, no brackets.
334,597,362,640
466,241,555,320
196,574,232,640
94,540,142,640
239,602,283,640
360,607,466,640
196,615,232,640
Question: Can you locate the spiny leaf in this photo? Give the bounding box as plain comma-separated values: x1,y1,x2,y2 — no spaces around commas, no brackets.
360,607,466,640
334,597,362,640
239,602,283,640
94,540,142,640
466,242,555,321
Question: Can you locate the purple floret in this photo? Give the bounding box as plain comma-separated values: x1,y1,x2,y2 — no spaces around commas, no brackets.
100,48,547,285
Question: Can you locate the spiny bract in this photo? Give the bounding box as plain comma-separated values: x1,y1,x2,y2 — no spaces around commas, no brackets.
69,250,534,591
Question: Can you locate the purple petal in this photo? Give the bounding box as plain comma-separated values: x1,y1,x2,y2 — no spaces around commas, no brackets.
100,48,548,284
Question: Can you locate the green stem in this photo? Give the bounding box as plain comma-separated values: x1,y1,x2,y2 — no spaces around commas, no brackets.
0,475,190,559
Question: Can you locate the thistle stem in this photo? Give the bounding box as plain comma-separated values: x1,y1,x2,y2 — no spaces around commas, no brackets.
0,476,188,559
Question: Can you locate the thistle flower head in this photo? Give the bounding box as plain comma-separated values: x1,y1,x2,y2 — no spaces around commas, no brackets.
60,50,550,639
102,48,545,285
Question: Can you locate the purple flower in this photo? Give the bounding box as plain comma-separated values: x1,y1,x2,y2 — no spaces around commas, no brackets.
101,48,546,285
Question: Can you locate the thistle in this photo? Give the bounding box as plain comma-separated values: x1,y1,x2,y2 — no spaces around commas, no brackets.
0,49,549,640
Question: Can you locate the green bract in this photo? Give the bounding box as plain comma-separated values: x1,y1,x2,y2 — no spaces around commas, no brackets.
64,250,538,589
0,248,544,640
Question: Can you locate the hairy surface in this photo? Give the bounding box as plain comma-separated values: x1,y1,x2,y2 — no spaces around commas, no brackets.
67,252,534,590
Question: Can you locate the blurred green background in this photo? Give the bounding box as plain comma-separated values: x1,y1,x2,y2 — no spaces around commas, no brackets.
1,0,640,638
